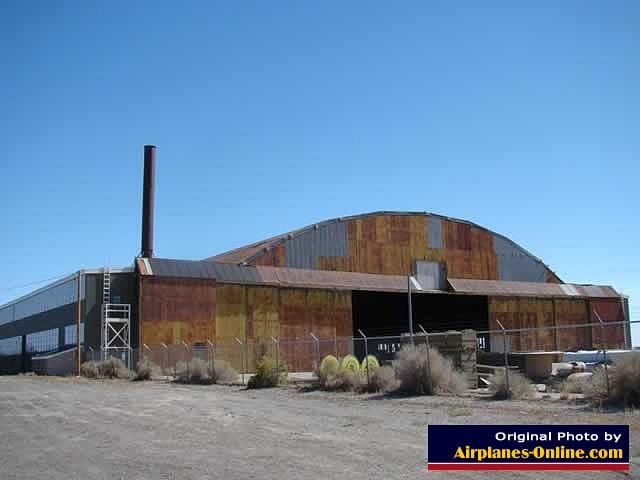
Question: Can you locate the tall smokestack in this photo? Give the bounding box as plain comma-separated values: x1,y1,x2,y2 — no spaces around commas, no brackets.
141,145,156,258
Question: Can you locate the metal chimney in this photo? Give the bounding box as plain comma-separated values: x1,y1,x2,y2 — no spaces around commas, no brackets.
141,145,156,258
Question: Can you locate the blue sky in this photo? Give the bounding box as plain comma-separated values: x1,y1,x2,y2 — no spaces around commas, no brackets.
1,2,638,341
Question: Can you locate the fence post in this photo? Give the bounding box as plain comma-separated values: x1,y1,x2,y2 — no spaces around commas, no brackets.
496,320,510,397
207,340,215,373
235,337,245,385
271,336,279,381
407,276,414,345
593,310,611,400
357,329,369,387
310,333,319,372
418,324,432,394
161,343,168,376
182,341,190,376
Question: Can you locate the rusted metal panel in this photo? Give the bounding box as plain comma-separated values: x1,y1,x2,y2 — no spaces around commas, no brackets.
450,278,620,299
590,298,626,349
205,211,562,284
554,299,590,351
139,276,216,346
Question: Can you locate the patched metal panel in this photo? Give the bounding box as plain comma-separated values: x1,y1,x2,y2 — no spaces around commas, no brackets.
148,258,262,284
493,235,545,282
414,261,446,290
285,220,348,269
427,216,442,248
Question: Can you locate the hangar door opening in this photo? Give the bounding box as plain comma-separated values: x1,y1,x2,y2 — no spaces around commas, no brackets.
351,291,488,361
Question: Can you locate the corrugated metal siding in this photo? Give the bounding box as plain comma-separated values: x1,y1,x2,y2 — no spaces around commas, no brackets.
284,220,348,269
493,235,545,282
140,276,216,345
590,298,625,349
414,261,446,290
555,299,590,350
1,276,80,326
208,212,561,284
449,278,619,299
149,258,263,284
427,217,442,248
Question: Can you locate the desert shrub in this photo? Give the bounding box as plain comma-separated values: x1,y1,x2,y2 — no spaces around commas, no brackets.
211,360,238,383
360,355,380,374
489,370,534,400
80,358,133,380
341,355,360,373
247,356,287,389
134,357,158,381
318,367,361,391
99,357,134,379
394,344,466,396
176,359,210,384
584,354,640,407
369,365,400,392
80,361,99,379
561,373,593,394
319,355,339,377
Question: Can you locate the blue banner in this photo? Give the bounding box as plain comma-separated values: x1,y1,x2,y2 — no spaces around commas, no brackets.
427,425,629,471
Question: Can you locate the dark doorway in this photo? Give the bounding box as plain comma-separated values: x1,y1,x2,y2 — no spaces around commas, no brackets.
352,291,488,361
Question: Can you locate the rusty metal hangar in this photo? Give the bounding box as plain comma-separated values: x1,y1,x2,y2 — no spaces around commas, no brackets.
0,146,631,373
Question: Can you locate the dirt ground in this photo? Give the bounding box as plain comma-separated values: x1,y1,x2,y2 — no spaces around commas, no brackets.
0,376,637,480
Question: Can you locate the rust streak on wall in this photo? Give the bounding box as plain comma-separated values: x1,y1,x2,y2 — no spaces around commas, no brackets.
139,276,216,346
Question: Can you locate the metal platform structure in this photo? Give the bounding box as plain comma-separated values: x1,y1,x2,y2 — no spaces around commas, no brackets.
100,268,132,367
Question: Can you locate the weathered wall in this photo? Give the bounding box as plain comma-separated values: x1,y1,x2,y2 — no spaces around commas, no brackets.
140,279,353,372
590,298,626,349
488,296,626,352
139,276,217,346
247,214,559,283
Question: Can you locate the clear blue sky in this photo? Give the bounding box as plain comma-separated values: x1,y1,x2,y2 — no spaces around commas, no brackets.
1,2,638,341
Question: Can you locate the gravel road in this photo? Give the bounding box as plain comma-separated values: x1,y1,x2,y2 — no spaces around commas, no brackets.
0,376,637,480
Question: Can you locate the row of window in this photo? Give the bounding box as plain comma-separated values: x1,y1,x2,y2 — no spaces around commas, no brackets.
0,323,86,356
0,336,22,356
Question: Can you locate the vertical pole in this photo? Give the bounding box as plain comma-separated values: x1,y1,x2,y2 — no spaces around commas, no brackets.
334,327,338,358
407,276,414,344
207,340,215,373
418,325,433,394
358,329,369,386
593,310,611,399
310,333,319,372
76,271,81,376
235,338,245,385
272,337,279,383
496,320,509,397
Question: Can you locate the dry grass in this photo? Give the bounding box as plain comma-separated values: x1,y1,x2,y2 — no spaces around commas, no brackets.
247,356,287,389
561,373,592,394
134,357,159,381
318,367,361,391
489,370,534,400
369,365,399,393
80,358,133,380
176,358,238,385
393,344,466,396
584,353,640,407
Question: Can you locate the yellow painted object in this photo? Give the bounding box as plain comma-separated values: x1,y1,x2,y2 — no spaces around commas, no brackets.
360,355,379,373
319,355,339,376
341,354,360,373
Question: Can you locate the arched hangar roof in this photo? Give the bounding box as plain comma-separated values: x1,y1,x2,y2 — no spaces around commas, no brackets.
205,211,562,283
